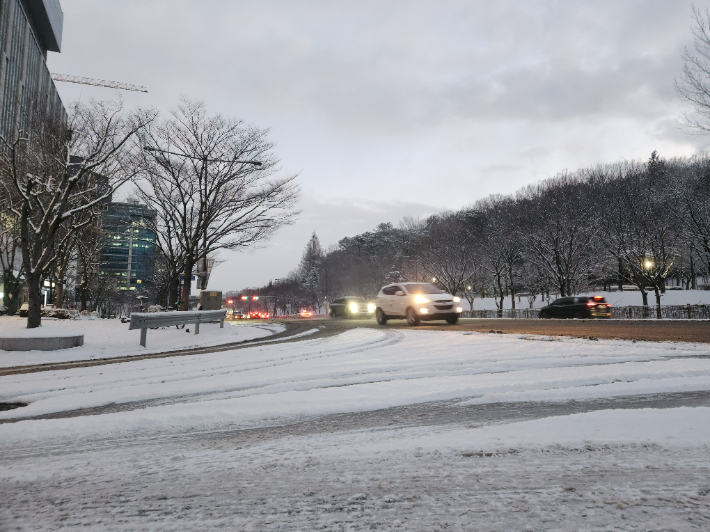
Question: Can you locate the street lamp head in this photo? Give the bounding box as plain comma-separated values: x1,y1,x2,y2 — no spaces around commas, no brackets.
644,260,654,269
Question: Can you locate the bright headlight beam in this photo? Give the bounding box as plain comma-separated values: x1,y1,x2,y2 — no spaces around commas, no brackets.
413,295,430,304
453,296,460,302
349,303,359,313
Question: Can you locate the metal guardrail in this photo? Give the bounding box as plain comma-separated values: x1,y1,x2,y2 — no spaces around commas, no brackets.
463,305,710,320
128,310,227,347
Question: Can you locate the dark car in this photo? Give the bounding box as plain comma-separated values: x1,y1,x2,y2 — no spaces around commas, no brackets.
329,297,375,318
539,296,611,319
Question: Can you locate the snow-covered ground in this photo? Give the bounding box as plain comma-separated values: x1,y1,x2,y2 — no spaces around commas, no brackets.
1,328,709,529
467,288,710,310
0,316,283,367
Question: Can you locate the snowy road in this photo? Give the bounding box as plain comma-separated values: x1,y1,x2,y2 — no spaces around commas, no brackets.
1,328,709,530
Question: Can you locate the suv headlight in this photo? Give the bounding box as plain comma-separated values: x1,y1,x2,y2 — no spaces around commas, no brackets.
453,296,460,302
413,295,430,304
367,303,376,313
349,303,359,313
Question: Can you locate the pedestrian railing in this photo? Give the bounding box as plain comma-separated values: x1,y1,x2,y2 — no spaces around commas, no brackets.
128,309,227,347
462,305,710,320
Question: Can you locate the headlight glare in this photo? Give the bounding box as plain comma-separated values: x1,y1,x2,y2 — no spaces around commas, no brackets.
413,295,430,304
453,296,460,302
349,303,359,313
367,303,376,313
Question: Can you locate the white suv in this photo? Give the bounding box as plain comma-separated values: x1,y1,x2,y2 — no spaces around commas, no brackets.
374,282,463,326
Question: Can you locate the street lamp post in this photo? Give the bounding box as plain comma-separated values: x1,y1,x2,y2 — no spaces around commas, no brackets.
143,146,262,296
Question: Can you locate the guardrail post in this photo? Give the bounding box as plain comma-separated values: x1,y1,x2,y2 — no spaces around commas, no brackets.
220,317,224,328
195,322,200,334
140,327,147,347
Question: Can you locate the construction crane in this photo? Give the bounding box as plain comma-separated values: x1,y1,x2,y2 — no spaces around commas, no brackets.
51,73,148,93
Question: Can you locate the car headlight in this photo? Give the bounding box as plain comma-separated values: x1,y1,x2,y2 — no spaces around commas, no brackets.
453,296,460,302
456,307,463,313
349,303,359,313
367,303,376,313
413,295,430,304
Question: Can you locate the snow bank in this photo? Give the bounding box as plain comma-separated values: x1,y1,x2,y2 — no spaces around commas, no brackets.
0,316,283,366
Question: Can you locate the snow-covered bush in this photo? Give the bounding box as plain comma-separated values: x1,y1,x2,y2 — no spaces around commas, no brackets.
42,308,79,320
147,305,163,313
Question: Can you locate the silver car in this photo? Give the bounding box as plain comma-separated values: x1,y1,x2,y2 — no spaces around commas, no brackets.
374,282,463,326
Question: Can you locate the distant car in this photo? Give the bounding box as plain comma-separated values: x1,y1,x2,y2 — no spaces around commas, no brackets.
231,310,244,319
299,310,313,318
329,297,376,318
247,311,269,319
374,282,463,326
539,296,611,319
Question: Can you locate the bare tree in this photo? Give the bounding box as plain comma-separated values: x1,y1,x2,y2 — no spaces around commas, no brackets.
676,5,710,134
519,176,598,298
136,99,300,311
0,99,155,327
419,213,480,298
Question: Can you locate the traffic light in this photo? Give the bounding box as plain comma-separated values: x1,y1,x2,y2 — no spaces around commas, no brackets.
252,296,259,300
227,300,233,304
241,295,248,300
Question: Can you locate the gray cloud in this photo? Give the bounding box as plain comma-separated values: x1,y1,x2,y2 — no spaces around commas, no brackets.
47,0,710,287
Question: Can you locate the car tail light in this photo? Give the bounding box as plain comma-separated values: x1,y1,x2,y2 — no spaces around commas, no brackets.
587,301,596,306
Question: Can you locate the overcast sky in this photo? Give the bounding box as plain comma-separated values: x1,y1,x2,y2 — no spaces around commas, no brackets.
48,0,710,291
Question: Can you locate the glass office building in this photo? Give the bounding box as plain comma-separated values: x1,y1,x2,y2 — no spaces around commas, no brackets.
99,203,157,291
1,0,65,309
0,0,65,143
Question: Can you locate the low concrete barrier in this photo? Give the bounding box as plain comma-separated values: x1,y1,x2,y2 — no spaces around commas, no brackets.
0,334,84,351
128,310,227,347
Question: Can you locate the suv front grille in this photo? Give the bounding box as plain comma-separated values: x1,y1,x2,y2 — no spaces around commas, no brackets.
434,304,453,310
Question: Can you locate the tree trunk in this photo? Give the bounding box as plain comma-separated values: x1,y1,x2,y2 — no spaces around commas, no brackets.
80,287,88,312
641,289,648,307
654,287,662,319
55,280,64,309
690,251,696,289
180,260,194,311
26,271,43,328
168,275,179,309
617,258,624,291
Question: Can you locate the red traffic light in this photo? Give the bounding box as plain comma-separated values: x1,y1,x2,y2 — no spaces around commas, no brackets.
241,295,248,300
252,296,259,300
227,300,233,304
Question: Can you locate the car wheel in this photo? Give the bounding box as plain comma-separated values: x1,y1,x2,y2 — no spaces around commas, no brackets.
446,315,459,325
406,307,420,326
376,308,388,325
329,309,336,318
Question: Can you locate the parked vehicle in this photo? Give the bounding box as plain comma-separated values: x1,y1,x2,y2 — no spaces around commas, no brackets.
539,296,611,319
328,297,376,318
299,310,313,318
374,282,463,326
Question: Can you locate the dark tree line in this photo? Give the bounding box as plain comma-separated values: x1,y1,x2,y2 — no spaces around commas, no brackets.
250,152,710,318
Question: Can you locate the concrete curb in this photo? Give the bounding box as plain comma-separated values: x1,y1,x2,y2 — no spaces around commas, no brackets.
0,335,84,351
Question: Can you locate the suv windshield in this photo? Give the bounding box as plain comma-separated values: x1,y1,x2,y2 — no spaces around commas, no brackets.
404,283,444,294
345,297,366,303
